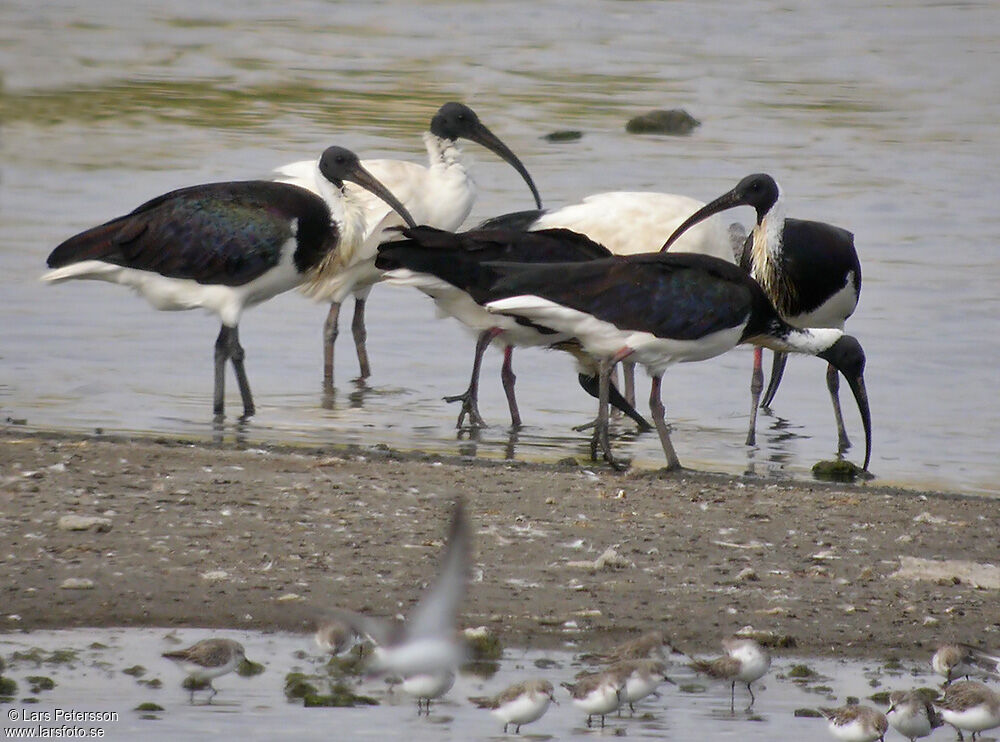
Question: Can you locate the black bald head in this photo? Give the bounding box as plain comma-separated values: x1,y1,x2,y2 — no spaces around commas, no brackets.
727,173,781,223
660,172,781,252
429,102,481,141
317,146,362,187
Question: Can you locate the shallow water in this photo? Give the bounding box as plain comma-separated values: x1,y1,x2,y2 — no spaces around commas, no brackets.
0,628,939,741
2,0,999,495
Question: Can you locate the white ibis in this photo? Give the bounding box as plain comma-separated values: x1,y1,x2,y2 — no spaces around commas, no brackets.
43,146,415,419
374,226,651,429
662,173,862,453
273,102,542,388
477,246,871,472
437,192,742,427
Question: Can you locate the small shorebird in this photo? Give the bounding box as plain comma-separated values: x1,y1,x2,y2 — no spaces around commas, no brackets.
162,638,246,704
591,630,672,664
933,644,1000,686
934,680,1000,741
886,690,944,741
607,659,673,714
470,678,557,733
690,637,771,711
314,616,361,657
562,670,625,728
325,499,471,679
400,669,455,715
818,704,888,742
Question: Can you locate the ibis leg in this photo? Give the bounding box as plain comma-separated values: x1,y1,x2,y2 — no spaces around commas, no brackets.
760,350,788,409
444,329,496,429
746,681,756,708
323,302,341,390
576,374,652,431
649,375,681,471
227,326,255,419
622,360,637,407
590,358,626,470
746,347,764,446
351,296,370,380
500,345,521,429
213,326,229,416
827,362,851,452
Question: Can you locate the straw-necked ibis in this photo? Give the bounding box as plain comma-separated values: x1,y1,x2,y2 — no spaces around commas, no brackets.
424,191,742,427
375,225,650,429
43,147,415,419
662,174,861,453
476,244,871,472
274,103,542,388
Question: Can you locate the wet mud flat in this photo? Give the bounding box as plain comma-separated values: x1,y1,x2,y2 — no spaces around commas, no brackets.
1,429,997,660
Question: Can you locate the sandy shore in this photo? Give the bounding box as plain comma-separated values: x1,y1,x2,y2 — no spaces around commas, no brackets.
1,428,996,659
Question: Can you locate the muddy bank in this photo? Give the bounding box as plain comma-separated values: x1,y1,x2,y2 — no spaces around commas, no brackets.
1,429,996,660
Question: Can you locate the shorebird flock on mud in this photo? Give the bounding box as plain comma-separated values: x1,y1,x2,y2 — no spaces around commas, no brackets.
151,500,998,741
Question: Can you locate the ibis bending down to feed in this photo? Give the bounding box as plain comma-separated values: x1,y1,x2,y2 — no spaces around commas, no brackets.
662,173,862,453
43,147,415,419
472,240,871,471
418,190,741,429
375,226,652,429
273,102,542,388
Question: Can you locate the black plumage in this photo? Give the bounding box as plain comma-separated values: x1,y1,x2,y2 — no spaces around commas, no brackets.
664,173,863,453
47,181,334,285
377,226,650,429
44,146,412,419
471,243,871,471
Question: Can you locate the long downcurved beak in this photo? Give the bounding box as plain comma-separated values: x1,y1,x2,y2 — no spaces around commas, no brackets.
465,122,543,210
660,188,745,252
818,335,872,470
344,164,418,229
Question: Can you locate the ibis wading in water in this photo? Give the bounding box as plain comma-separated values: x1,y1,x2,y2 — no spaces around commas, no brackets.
662,174,862,453
273,102,542,388
424,190,742,428
471,241,871,471
43,146,415,419
375,226,651,430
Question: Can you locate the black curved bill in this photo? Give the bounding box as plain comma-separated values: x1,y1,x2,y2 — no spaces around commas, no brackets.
845,371,872,471
343,164,418,229
465,122,543,210
819,335,872,471
660,189,745,252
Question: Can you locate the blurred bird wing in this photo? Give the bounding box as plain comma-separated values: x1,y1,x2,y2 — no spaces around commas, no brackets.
406,499,471,641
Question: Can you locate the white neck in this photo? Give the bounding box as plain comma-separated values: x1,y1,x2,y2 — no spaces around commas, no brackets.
759,326,842,356
423,132,467,172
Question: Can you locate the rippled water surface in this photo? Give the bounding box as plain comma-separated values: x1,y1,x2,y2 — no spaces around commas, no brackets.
2,0,999,494
0,628,937,741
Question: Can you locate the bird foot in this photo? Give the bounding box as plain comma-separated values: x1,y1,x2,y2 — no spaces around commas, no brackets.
443,391,487,429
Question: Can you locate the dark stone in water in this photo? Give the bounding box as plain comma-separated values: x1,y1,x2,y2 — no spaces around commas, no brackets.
543,130,583,142
284,673,318,699
626,109,700,135
26,676,55,693
812,459,870,482
302,683,379,707
0,677,17,697
794,708,823,718
237,658,265,677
